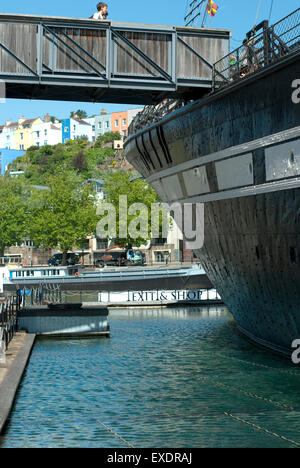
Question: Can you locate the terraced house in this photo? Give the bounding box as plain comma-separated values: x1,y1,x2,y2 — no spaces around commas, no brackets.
32,114,62,147
0,120,18,149
14,116,42,150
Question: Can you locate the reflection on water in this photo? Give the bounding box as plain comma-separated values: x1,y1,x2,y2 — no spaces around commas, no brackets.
1,306,300,448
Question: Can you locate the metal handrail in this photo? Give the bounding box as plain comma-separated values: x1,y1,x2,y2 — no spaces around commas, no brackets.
24,284,62,306
0,291,21,351
212,7,300,90
128,8,300,134
128,99,187,135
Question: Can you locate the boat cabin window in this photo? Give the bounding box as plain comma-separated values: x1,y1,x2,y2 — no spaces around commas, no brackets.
41,269,61,276
9,268,63,278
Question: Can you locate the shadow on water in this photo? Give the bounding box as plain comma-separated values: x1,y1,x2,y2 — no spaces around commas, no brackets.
1,306,300,448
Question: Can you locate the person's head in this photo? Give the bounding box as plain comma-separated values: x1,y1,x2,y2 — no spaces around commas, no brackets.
97,2,108,16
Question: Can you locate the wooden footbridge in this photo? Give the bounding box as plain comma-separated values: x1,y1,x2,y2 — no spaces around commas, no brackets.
0,14,230,104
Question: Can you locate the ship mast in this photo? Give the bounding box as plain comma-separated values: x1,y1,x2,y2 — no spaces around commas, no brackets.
184,0,208,27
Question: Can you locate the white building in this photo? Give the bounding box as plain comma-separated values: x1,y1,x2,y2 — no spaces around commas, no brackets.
127,108,142,127
62,117,93,143
82,117,96,142
33,120,62,147
0,120,18,149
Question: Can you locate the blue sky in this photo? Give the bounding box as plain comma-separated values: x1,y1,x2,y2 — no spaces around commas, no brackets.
0,0,299,123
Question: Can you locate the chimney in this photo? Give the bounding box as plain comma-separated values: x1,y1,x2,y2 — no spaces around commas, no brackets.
44,113,51,123
5,120,12,126
18,116,25,124
101,108,107,115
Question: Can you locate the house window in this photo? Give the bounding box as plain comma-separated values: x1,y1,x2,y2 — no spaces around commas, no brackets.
154,251,169,263
98,122,102,129
152,238,167,245
36,131,40,138
122,118,126,126
115,120,119,127
44,129,47,136
123,130,127,137
105,122,109,129
20,133,23,140
6,135,9,140
92,126,95,131
64,127,69,132
23,239,34,247
19,144,24,150
44,141,47,145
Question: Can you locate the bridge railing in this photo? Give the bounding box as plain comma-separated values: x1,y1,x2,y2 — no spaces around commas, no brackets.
0,14,230,101
0,292,21,351
212,7,300,90
128,99,187,134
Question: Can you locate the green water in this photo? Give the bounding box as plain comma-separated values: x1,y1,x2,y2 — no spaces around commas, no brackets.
1,306,300,448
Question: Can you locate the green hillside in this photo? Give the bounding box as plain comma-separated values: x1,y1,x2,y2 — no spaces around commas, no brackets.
7,132,135,184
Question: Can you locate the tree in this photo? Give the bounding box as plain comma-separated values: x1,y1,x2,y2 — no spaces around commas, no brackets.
94,131,122,148
72,151,88,172
70,110,87,119
28,170,98,265
0,177,28,258
98,171,168,248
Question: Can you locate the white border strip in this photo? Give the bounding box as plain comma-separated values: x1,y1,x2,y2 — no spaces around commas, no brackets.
147,125,300,184
179,176,300,204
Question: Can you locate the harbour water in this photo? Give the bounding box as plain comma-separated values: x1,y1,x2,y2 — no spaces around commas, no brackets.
1,306,300,448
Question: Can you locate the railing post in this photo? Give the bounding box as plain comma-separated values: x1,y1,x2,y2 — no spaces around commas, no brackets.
37,23,43,77
171,30,177,87
263,25,270,67
106,26,112,85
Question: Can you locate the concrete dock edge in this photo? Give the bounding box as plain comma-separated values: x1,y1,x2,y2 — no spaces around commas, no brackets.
0,334,36,434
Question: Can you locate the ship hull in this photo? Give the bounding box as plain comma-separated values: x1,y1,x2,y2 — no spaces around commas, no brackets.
194,189,300,355
125,49,300,355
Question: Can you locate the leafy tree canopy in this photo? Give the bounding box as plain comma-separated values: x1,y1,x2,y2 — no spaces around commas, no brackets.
28,169,98,265
70,109,88,119
0,177,29,257
99,171,166,248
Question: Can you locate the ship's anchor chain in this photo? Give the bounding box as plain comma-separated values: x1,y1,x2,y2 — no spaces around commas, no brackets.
224,412,300,448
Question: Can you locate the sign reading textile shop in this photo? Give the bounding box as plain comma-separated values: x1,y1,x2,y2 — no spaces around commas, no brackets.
98,289,220,304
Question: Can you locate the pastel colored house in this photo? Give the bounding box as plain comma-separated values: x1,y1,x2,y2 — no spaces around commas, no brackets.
111,110,128,138
0,120,18,149
111,108,142,138
82,117,96,142
62,117,93,143
14,116,43,150
93,109,111,140
33,115,62,147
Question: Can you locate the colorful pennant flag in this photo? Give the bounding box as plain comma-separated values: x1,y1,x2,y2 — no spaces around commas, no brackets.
206,0,219,17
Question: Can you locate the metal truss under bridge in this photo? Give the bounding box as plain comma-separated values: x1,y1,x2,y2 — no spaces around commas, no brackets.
0,14,230,105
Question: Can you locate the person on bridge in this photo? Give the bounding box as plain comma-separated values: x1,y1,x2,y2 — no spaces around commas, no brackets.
92,2,108,20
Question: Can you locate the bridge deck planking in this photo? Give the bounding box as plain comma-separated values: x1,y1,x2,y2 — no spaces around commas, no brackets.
0,14,231,104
